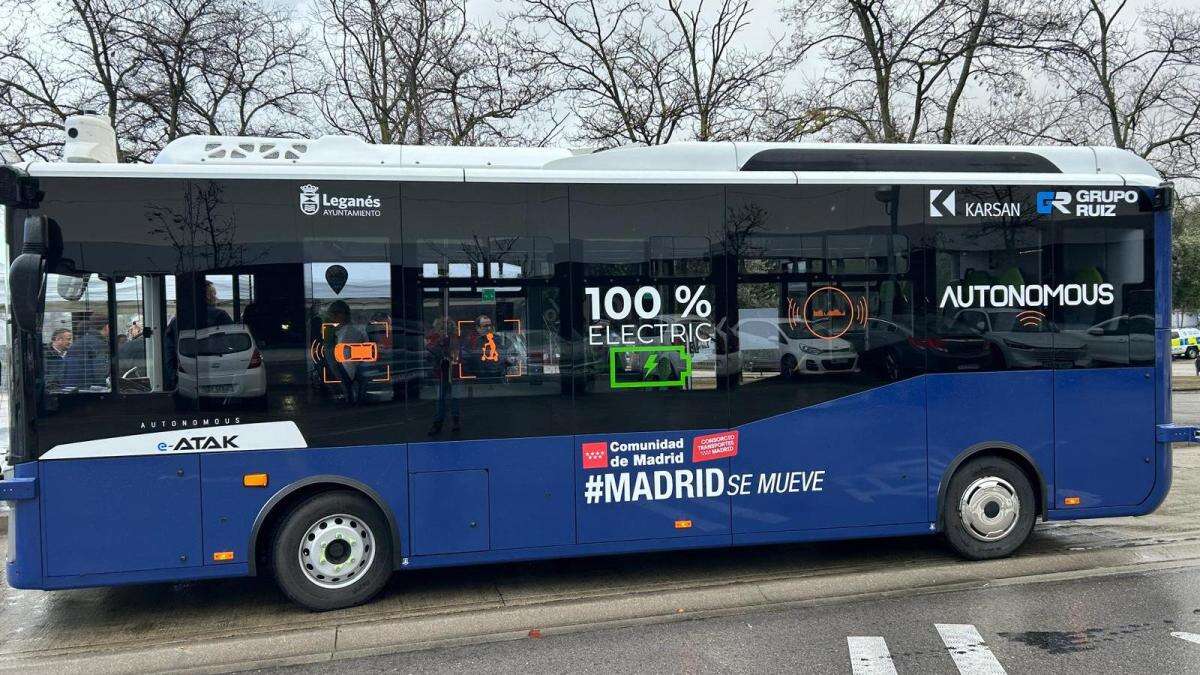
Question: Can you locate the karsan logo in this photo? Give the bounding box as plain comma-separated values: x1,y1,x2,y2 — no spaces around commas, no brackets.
1037,189,1139,217
929,189,1020,218
157,435,239,452
299,183,382,217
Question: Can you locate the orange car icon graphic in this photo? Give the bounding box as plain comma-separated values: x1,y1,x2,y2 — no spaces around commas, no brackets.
333,342,379,363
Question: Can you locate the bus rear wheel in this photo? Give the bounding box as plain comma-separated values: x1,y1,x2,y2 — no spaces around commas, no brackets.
271,490,393,611
943,456,1035,560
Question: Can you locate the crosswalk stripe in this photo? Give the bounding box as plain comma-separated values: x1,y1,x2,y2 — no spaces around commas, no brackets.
935,623,1007,675
1172,631,1200,645
846,636,898,675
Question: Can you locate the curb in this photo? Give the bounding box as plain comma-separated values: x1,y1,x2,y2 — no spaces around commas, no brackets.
4,540,1200,674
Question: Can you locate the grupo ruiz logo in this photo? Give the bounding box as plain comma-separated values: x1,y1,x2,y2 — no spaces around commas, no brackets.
299,183,382,217
939,283,1115,309
157,434,240,452
1036,189,1139,217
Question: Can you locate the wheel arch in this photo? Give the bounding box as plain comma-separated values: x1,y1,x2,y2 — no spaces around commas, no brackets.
247,475,404,575
936,442,1048,528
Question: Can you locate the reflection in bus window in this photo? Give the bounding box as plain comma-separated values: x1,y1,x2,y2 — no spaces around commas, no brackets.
404,182,570,441
309,261,393,406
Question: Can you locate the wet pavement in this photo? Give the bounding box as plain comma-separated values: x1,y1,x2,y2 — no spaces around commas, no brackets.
2,390,1200,672
275,564,1200,673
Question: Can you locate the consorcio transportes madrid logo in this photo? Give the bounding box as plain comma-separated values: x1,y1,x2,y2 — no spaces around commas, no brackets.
299,183,382,217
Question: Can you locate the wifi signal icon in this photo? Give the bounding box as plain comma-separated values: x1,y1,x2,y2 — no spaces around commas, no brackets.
1017,310,1045,328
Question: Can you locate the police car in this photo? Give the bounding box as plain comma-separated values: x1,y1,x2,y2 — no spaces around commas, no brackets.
1172,327,1200,359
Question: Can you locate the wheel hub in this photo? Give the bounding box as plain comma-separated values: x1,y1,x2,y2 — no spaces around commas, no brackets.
958,476,1020,542
298,514,375,589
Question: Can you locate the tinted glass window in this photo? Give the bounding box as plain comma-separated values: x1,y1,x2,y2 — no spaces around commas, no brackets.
402,183,572,440
570,184,727,434
29,178,197,456
1053,186,1155,367
930,186,1056,371
728,185,924,426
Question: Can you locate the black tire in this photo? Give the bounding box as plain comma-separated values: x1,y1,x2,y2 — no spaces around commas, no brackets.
781,354,798,378
1187,346,1198,360
271,490,393,611
943,456,1036,560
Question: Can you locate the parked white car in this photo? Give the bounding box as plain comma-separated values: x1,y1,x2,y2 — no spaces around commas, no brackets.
176,324,266,400
953,308,1087,369
735,317,859,376
1077,315,1155,366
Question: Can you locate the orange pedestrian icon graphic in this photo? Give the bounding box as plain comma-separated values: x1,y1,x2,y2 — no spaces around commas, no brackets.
481,332,499,362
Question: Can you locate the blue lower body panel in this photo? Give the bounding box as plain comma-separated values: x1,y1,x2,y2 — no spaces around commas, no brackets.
1054,368,1155,508
4,368,1170,590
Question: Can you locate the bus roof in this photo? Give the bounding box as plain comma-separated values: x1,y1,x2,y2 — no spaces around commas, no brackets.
14,134,1165,187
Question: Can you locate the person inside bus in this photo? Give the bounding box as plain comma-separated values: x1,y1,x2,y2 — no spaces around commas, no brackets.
163,280,232,391
426,316,461,435
64,316,110,389
324,300,369,405
203,281,233,327
44,328,72,390
118,314,147,380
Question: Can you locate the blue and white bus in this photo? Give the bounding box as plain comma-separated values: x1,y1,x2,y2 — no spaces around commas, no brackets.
1,118,1193,610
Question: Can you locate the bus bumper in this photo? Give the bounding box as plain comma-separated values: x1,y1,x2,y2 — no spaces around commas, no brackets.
0,475,36,500
1156,424,1200,443
3,463,44,589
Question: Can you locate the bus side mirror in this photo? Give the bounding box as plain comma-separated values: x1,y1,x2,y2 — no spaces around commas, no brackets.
9,215,59,333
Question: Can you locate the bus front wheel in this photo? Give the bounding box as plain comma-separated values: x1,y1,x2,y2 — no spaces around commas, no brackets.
943,456,1035,560
271,490,393,611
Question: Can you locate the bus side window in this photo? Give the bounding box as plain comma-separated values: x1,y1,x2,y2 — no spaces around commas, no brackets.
41,273,178,395
42,273,111,393
116,275,177,394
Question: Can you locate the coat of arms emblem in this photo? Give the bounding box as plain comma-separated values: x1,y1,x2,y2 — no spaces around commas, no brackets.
300,184,320,215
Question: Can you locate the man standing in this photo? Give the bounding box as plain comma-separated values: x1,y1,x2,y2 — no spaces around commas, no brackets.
44,328,72,390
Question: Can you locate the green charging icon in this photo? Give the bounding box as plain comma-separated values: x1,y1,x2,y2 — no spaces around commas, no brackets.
609,345,693,389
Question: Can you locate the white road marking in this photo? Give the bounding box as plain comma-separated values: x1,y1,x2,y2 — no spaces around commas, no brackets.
936,623,1007,675
1172,631,1200,645
846,636,898,675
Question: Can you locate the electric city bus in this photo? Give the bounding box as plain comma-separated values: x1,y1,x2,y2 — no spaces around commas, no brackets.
1,117,1194,610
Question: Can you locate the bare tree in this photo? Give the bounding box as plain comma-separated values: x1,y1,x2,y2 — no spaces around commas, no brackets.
664,0,796,141
187,1,315,137
54,0,147,159
518,0,689,146
430,25,561,145
1030,1,1200,181
0,0,93,159
783,0,1060,144
314,0,458,144
120,0,228,149
314,0,557,146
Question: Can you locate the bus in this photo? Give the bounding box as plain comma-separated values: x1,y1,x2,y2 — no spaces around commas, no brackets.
1,117,1193,610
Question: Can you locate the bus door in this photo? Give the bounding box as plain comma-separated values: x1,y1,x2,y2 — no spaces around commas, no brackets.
1050,188,1157,509
402,183,575,556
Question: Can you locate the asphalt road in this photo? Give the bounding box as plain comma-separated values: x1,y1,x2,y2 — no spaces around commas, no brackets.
264,564,1200,674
